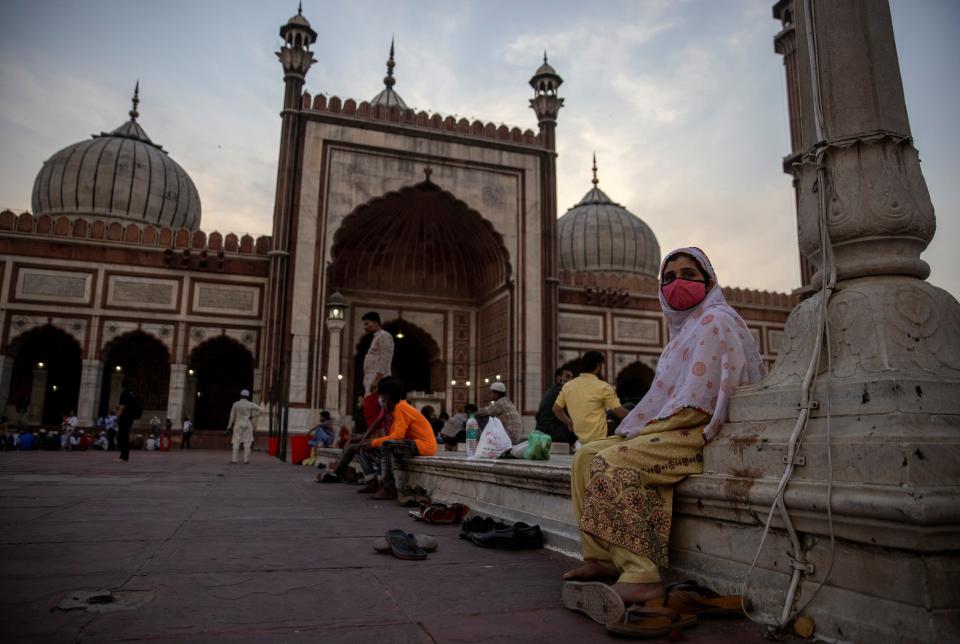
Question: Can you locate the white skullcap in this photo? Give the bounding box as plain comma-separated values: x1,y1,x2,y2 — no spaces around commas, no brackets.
490,382,507,393
240,389,250,397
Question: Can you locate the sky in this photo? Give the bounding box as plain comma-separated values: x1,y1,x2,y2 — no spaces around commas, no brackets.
1,0,957,298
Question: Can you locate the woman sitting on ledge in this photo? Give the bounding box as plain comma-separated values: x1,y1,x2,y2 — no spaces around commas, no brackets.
562,247,765,623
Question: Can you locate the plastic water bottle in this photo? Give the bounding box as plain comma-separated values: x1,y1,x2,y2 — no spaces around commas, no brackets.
465,413,479,458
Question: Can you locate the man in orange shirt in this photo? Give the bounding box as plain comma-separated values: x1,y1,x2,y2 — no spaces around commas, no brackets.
361,377,437,500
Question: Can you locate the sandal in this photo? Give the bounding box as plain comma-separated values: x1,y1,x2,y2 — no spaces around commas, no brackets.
645,580,748,618
373,533,437,554
422,503,470,525
606,605,698,638
384,529,428,560
561,581,625,625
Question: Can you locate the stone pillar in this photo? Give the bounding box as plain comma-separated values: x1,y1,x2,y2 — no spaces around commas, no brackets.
680,3,960,643
108,371,123,415
166,364,186,426
324,318,345,417
0,355,13,417
182,371,197,424
76,359,104,426
30,368,47,425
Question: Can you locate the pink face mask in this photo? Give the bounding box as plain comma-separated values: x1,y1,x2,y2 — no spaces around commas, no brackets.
662,278,707,310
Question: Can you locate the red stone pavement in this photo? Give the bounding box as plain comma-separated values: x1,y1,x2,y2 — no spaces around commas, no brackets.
0,450,783,643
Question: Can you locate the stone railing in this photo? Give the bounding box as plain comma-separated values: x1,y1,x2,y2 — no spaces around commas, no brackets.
0,210,271,257
302,92,543,148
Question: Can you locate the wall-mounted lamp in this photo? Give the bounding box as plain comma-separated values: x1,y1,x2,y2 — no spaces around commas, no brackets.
37,361,45,369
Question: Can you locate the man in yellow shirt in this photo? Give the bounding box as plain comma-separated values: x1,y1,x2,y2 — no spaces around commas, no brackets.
553,352,629,445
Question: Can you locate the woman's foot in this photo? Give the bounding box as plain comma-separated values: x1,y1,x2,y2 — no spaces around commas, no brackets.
562,560,619,581
612,581,665,606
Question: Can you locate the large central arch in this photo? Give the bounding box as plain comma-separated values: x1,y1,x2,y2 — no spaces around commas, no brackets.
330,179,512,300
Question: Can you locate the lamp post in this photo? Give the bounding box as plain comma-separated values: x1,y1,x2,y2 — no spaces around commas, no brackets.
324,291,347,417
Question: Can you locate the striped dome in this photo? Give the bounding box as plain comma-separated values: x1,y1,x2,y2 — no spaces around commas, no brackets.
31,115,201,230
557,185,660,277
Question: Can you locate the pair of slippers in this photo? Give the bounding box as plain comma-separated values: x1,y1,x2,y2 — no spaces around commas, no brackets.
408,502,470,524
562,582,696,638
562,580,743,638
373,530,438,560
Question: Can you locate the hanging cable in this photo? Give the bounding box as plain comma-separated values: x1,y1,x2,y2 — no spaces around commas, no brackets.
740,0,838,632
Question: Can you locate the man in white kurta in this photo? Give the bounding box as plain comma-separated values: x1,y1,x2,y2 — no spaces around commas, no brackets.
227,389,262,464
361,312,394,395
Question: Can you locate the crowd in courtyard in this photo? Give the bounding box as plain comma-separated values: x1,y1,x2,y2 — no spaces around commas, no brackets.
2,247,764,637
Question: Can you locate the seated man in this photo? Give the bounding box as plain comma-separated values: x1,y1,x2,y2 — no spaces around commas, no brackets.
318,385,384,486
361,377,437,500
308,411,335,449
476,382,523,444
439,403,478,450
535,367,576,448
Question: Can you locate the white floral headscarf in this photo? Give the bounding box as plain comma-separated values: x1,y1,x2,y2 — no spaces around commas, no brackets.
616,247,765,441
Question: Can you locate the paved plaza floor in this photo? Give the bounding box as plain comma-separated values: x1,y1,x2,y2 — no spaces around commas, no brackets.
0,450,775,643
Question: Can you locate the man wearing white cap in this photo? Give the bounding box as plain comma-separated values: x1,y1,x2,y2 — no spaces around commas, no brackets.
477,381,524,443
227,389,262,464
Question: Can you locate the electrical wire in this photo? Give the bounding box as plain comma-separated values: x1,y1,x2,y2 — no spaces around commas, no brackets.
739,0,838,630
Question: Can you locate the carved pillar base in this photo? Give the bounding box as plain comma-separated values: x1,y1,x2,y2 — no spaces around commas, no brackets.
77,360,104,426
694,276,960,642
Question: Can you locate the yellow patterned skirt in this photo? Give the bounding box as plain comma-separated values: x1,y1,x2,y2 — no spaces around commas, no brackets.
574,408,709,577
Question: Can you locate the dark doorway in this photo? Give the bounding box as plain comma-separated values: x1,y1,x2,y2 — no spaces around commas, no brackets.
190,336,254,430
99,331,170,419
7,325,81,426
615,361,656,406
352,320,440,405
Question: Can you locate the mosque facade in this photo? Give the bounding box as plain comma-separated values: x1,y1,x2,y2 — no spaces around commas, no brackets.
0,8,793,433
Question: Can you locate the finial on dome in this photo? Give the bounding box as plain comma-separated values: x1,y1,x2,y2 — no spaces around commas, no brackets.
592,152,599,186
383,37,397,89
297,1,303,15
129,80,140,122
544,50,548,64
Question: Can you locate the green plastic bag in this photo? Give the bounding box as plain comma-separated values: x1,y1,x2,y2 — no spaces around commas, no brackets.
523,430,552,460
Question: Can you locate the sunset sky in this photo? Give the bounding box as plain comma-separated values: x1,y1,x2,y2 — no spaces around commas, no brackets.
1,0,956,297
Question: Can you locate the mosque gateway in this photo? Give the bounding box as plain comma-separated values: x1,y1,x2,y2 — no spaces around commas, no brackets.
0,7,791,433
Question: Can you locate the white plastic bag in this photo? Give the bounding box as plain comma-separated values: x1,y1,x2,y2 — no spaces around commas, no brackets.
470,417,512,459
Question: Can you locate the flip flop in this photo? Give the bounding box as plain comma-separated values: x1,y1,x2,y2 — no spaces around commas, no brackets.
606,605,698,638
646,580,748,618
373,533,438,554
561,581,625,624
384,529,428,560
422,503,470,525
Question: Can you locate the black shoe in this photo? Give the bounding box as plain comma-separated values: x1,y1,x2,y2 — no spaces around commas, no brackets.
459,516,494,540
317,472,340,483
470,522,543,550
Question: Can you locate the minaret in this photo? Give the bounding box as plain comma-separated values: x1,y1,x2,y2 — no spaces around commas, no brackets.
265,4,317,451
529,53,564,389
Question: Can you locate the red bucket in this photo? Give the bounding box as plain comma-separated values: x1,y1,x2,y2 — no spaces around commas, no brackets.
267,437,279,457
291,435,310,465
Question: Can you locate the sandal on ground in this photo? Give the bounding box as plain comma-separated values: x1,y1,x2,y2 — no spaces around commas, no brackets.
606,605,698,638
373,533,437,554
645,580,748,618
317,472,340,483
422,503,470,524
561,581,625,625
384,529,428,560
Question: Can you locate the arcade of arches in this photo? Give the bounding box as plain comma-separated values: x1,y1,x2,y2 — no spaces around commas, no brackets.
3,327,254,432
